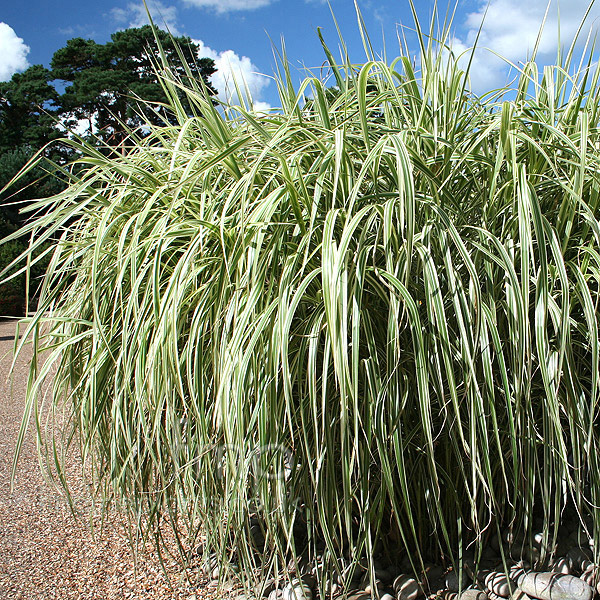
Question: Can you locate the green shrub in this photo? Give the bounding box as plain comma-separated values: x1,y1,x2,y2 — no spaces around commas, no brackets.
0,235,26,316
8,6,600,593
0,218,51,317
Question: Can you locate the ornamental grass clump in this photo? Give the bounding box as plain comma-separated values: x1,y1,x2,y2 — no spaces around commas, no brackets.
4,3,600,593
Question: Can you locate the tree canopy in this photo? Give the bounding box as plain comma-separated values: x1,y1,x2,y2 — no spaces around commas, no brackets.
0,65,60,154
51,26,217,143
0,26,218,226
0,26,218,315
0,65,66,226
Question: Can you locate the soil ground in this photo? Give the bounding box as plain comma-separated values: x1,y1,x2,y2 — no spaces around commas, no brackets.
0,317,224,600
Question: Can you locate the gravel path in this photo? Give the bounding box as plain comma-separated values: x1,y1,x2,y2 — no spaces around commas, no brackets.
0,318,224,600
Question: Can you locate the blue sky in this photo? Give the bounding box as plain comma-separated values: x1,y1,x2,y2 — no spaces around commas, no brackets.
1,0,599,109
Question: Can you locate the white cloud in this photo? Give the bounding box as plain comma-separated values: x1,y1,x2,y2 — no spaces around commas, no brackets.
0,23,30,82
111,1,180,34
252,100,272,112
451,0,600,91
443,37,508,92
183,0,274,14
195,39,271,109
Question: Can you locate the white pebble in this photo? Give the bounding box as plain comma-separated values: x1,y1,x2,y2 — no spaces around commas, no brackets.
519,572,592,600
580,565,598,587
393,574,422,600
483,571,515,597
282,580,312,600
509,565,527,585
459,590,488,600
551,557,571,575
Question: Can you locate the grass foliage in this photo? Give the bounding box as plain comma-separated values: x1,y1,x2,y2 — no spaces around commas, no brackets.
5,2,600,591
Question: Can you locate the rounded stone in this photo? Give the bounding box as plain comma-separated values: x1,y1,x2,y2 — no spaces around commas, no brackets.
282,580,312,600
509,591,533,600
438,593,458,600
362,578,382,594
202,553,219,574
518,572,592,600
322,579,340,597
393,574,422,600
580,559,594,573
550,558,570,575
459,590,488,600
482,571,516,597
580,565,598,587
533,533,555,555
509,565,528,585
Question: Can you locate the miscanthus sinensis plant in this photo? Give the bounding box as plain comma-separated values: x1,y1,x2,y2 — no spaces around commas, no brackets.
4,2,600,592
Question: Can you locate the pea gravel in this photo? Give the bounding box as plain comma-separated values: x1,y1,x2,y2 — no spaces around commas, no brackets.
0,318,233,600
